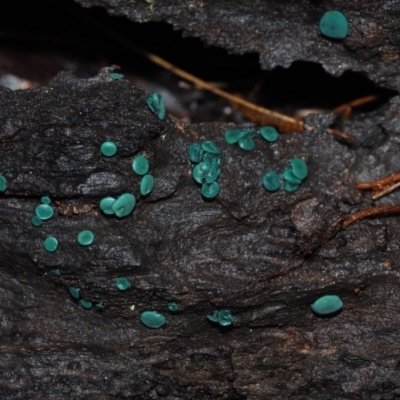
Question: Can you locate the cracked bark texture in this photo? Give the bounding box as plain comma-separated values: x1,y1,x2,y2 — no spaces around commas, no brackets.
1,1,400,399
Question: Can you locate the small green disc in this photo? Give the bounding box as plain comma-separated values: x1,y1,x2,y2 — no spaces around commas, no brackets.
52,269,61,276
224,128,252,145
41,196,51,205
0,175,6,192
290,158,308,180
203,152,222,166
31,216,42,227
168,302,179,312
284,181,300,192
193,162,216,184
201,141,221,155
99,197,116,215
132,155,149,175
69,287,80,299
140,174,154,196
319,10,349,40
35,204,53,220
283,169,302,184
237,137,255,151
109,72,124,80
80,299,93,309
77,230,94,246
44,236,58,252
95,302,104,309
188,143,204,163
218,310,233,327
112,193,136,218
207,311,219,323
116,277,130,291
263,171,281,192
140,310,166,329
101,141,117,157
201,181,220,199
259,126,279,142
311,295,343,315
146,93,166,120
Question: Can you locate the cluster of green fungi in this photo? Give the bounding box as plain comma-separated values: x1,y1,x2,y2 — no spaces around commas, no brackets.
188,140,222,199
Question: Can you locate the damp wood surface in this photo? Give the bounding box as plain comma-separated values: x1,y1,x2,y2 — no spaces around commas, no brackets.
1,1,400,400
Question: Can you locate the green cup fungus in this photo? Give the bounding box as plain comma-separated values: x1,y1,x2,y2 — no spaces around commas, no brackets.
116,277,130,291
263,171,281,192
283,181,299,192
31,216,42,227
224,128,251,145
311,295,343,315
290,158,308,180
132,155,149,176
201,141,221,155
188,143,204,163
193,162,219,184
80,299,93,309
77,230,94,246
207,309,233,327
168,302,179,313
44,236,58,252
140,174,154,196
259,126,279,142
140,310,166,329
319,10,349,40
0,175,6,192
109,72,124,80
146,93,166,120
52,269,61,276
41,196,51,205
237,130,256,151
203,151,222,166
283,169,302,185
112,193,136,218
201,181,220,199
99,197,116,215
35,204,53,220
69,287,80,299
95,302,104,309
100,141,117,157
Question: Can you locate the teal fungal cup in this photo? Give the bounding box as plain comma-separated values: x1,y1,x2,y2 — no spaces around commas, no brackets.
263,171,281,192
283,169,302,185
77,230,94,246
112,193,136,218
283,181,299,193
168,302,179,313
69,287,80,299
319,10,349,39
35,204,53,220
140,174,154,196
311,295,343,315
259,126,279,142
188,143,204,163
224,128,252,145
44,236,58,252
193,162,219,184
140,310,166,329
201,141,221,155
203,151,222,166
99,197,116,215
80,299,93,309
207,310,233,327
101,141,117,157
132,155,149,176
52,269,61,276
290,158,308,180
116,277,130,291
0,175,6,192
146,93,166,120
31,216,42,227
201,181,220,199
95,302,104,309
41,196,51,205
109,72,124,80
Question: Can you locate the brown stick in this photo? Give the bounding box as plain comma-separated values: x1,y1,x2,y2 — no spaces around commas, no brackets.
357,172,400,191
342,204,400,228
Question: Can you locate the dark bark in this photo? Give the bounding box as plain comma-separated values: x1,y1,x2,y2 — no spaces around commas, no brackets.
1,1,400,399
